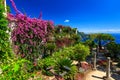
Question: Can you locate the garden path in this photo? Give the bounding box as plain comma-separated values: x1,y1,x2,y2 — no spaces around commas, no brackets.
84,70,114,80
84,52,115,80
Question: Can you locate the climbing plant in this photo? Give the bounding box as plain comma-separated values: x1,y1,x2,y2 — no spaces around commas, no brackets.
7,0,54,61
0,0,12,59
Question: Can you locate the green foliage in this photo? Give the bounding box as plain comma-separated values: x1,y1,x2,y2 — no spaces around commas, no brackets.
89,33,115,41
84,40,96,48
52,47,73,60
88,33,115,49
83,40,97,53
96,33,115,41
7,5,11,13
54,58,77,80
46,43,56,50
54,25,81,49
0,55,33,80
37,43,89,78
72,43,90,62
106,42,120,60
52,43,90,62
62,26,71,33
0,0,12,58
38,57,55,76
0,2,32,79
42,57,55,69
45,43,56,56
71,34,80,43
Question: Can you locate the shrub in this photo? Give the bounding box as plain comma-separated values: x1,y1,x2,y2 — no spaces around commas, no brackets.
45,43,56,56
38,57,55,76
52,43,90,71
52,47,74,60
37,43,89,79
52,43,90,62
72,43,90,62
0,55,33,80
54,58,77,80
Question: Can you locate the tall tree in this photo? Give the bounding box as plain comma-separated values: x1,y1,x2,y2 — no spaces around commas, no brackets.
89,33,115,49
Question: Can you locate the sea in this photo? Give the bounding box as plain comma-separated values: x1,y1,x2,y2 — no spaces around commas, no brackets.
81,32,120,44
109,33,120,44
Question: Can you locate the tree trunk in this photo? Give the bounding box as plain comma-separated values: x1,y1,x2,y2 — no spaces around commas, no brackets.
98,39,102,50
78,61,81,68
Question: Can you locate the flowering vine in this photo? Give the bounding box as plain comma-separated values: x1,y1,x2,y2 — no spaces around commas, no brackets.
7,0,54,61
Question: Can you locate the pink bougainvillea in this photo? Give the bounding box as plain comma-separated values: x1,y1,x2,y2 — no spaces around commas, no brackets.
7,0,54,61
8,14,54,44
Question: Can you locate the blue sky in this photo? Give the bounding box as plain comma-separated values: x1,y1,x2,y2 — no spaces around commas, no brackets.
7,0,120,33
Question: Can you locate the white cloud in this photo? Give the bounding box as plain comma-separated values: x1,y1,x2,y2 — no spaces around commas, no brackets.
64,19,70,23
105,29,120,32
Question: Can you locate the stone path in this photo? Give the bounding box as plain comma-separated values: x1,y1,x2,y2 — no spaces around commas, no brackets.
84,70,115,80
84,51,120,80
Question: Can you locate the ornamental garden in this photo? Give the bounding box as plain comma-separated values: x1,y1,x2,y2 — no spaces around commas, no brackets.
0,0,120,80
